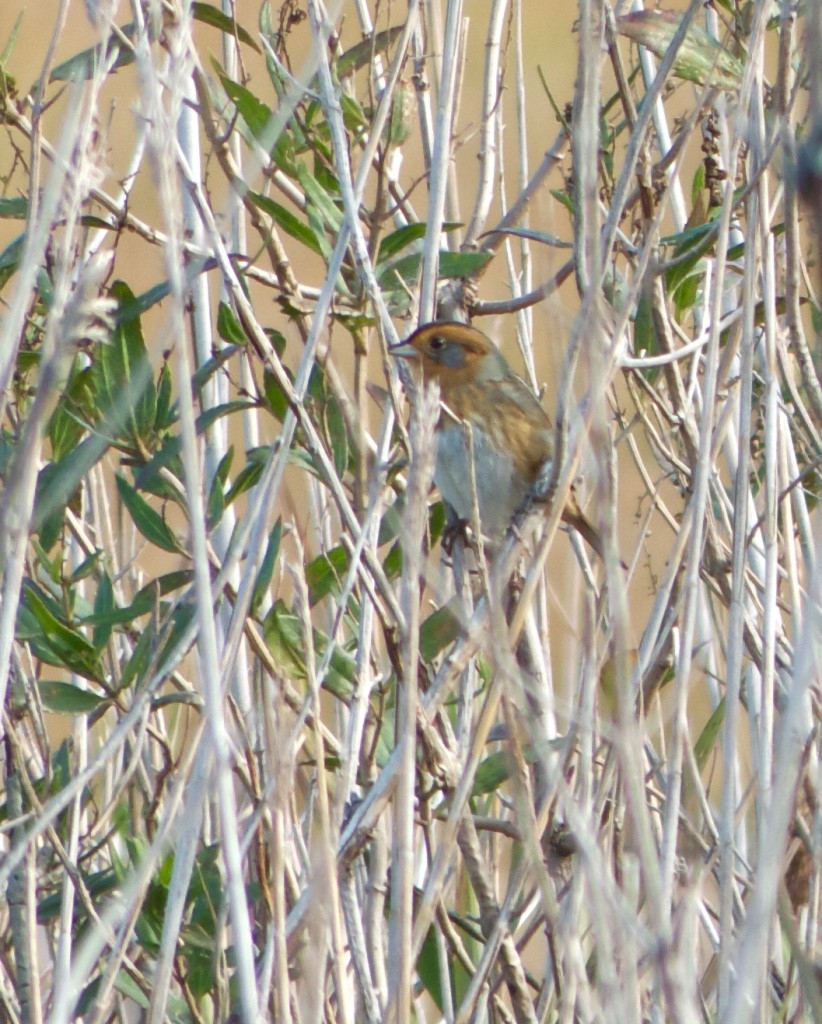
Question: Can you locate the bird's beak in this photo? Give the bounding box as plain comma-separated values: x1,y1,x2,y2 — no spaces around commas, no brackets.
390,341,420,360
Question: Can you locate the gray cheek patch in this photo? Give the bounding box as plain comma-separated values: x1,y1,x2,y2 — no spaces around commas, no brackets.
437,343,466,369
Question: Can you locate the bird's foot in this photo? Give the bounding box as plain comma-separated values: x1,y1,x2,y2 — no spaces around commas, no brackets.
532,459,555,503
441,516,471,556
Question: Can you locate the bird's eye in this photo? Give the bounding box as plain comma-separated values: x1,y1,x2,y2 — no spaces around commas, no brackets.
429,336,445,351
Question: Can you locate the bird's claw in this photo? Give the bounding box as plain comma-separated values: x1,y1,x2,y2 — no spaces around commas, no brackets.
441,516,470,556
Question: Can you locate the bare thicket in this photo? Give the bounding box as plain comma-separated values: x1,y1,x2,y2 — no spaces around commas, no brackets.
0,2,821,1023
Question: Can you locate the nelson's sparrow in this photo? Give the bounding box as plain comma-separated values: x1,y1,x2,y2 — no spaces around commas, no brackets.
391,320,604,555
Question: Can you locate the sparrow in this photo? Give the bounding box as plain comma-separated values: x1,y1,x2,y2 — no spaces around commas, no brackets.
391,321,604,555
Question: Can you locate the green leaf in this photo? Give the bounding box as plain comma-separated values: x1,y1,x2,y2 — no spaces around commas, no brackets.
67,550,101,585
251,520,282,615
191,2,260,52
120,622,155,692
694,698,725,773
138,401,255,495
383,84,414,146
340,93,368,133
663,218,721,321
216,301,247,344
151,690,202,711
196,399,256,436
82,571,193,628
219,73,275,140
616,11,744,91
480,226,573,248
263,369,291,422
297,164,344,233
632,288,658,375
376,222,466,267
417,927,448,1012
157,602,197,670
131,436,184,494
216,63,297,174
264,601,307,678
334,26,405,77
660,220,716,250
438,250,494,278
155,363,175,431
37,862,118,922
0,196,27,219
382,541,402,579
20,585,93,655
75,980,103,1018
38,680,107,715
727,223,784,264
306,547,349,605
305,203,335,262
35,438,110,548
549,189,575,216
48,360,93,461
473,750,512,795
324,394,348,478
192,345,243,396
29,540,61,587
47,402,85,465
264,600,355,698
50,23,136,81
265,328,287,357
92,572,114,650
19,583,104,683
92,281,156,443
225,459,264,506
691,163,706,207
36,267,54,310
420,603,461,661
379,504,405,547
207,447,233,528
428,500,447,546
113,970,149,1011
0,13,23,73
115,279,171,322
250,192,322,255
0,233,24,291
80,214,118,230
672,267,701,322
116,475,180,553
379,249,492,286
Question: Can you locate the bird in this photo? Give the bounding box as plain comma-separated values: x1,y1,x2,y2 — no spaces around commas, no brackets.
391,320,605,556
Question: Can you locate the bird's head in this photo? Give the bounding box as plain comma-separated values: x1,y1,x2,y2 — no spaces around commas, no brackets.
391,321,510,389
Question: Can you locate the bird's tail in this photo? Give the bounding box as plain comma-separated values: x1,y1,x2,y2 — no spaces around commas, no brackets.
562,506,605,560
